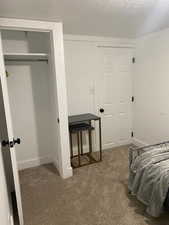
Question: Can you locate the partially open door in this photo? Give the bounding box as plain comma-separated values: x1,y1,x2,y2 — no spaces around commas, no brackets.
0,143,12,225
0,32,24,225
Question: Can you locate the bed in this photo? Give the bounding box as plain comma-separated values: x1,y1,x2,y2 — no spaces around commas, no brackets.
128,141,169,217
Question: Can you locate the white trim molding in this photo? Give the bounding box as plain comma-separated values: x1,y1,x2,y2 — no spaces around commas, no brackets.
132,138,148,147
64,34,136,48
0,18,60,31
0,18,72,179
17,155,53,171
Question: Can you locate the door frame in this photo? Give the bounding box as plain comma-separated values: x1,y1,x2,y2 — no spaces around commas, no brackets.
0,18,72,225
0,18,72,179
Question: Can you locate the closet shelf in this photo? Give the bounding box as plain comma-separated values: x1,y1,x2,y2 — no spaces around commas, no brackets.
4,53,48,62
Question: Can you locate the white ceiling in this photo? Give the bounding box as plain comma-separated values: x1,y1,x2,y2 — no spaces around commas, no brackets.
0,0,169,38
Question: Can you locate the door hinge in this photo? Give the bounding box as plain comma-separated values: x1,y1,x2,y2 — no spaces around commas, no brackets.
131,96,134,102
132,57,135,64
131,132,134,137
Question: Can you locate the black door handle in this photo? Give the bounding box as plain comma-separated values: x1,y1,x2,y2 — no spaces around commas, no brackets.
13,138,21,145
99,108,104,113
1,140,14,148
2,140,10,147
1,138,21,148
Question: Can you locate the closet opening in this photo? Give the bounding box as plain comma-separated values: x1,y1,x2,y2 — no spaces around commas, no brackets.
1,29,61,223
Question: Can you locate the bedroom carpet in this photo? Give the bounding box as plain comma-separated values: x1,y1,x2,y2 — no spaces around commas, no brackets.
19,146,169,225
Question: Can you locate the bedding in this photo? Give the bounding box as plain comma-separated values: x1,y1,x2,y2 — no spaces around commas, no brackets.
128,144,169,217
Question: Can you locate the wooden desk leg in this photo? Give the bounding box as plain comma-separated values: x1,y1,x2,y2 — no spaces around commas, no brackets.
80,131,83,155
77,132,81,166
99,118,102,161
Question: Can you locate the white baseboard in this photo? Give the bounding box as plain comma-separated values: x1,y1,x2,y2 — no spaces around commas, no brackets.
17,140,132,174
61,166,73,179
132,138,148,147
103,139,132,150
17,155,53,170
53,160,73,179
18,155,73,178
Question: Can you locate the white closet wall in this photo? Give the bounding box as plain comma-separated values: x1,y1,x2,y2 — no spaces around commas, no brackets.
133,28,169,145
2,31,57,169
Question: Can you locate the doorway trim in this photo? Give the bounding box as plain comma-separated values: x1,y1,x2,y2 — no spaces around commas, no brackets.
0,18,72,179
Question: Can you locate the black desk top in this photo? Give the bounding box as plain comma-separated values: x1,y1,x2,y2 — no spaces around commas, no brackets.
68,113,100,124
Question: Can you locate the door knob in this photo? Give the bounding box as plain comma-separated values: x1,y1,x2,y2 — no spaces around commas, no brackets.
1,138,21,148
2,140,10,147
99,108,104,113
1,140,14,148
13,138,21,145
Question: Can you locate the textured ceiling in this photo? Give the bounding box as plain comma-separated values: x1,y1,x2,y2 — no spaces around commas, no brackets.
0,0,169,38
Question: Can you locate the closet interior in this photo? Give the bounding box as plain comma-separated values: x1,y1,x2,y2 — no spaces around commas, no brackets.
1,29,60,194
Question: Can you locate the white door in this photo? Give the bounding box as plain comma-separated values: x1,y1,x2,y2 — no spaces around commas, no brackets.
0,143,12,225
96,47,133,149
0,32,23,225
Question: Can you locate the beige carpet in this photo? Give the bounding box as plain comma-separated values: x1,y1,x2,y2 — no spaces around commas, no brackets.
19,146,169,225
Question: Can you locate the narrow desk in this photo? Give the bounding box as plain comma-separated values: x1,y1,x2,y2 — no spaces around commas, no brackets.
68,113,102,162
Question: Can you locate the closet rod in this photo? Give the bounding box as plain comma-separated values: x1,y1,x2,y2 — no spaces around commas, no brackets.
4,59,48,62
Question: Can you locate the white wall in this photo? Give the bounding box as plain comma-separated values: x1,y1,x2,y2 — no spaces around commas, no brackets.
64,35,135,152
64,35,135,116
2,30,57,169
133,28,169,145
65,32,169,148
64,40,98,153
64,40,97,115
